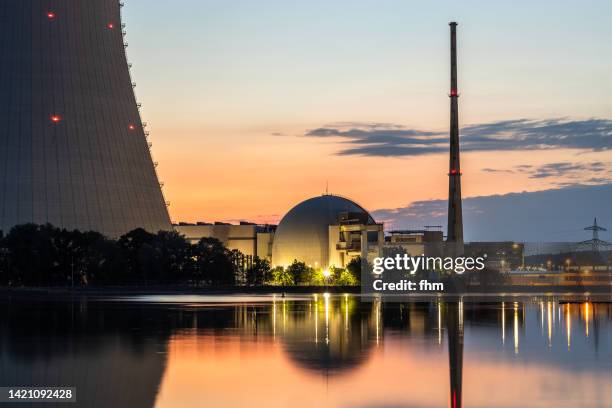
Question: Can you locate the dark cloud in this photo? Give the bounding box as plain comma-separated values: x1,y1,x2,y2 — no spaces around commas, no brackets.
305,124,446,157
528,162,606,179
482,168,514,173
371,183,612,242
304,118,612,157
481,161,611,185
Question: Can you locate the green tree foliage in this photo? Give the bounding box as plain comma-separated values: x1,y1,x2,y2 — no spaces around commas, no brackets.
270,266,294,286
287,260,313,285
267,262,360,286
334,269,359,286
346,257,362,284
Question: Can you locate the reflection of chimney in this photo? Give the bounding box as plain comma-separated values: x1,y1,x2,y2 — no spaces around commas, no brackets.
446,302,464,408
447,22,464,254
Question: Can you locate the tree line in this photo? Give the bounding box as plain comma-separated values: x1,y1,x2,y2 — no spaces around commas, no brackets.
0,224,360,287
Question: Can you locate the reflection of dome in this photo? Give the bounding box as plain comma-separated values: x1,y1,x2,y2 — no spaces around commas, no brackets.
278,297,373,375
272,195,376,268
281,337,370,375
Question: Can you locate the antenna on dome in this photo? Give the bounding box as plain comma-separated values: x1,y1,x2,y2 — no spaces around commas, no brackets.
325,180,329,195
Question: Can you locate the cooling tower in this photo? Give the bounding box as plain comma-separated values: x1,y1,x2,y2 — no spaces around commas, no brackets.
0,0,172,237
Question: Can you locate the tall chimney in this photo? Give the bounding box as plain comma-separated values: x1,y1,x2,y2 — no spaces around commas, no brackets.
447,22,464,254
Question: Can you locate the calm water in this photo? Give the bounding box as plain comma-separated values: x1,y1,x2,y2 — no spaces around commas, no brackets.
1,294,611,408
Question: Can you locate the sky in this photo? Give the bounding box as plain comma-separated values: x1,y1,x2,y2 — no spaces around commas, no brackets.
122,0,612,232
372,183,612,242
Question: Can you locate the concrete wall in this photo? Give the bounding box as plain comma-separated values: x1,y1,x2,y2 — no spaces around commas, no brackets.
0,0,171,237
256,232,274,262
175,224,259,258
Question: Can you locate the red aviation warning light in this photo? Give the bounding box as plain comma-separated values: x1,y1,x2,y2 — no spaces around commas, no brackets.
107,22,115,29
47,11,56,20
50,115,62,123
128,124,136,131
449,169,459,175
450,89,458,97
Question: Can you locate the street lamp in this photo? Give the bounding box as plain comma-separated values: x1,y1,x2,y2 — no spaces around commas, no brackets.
323,269,331,286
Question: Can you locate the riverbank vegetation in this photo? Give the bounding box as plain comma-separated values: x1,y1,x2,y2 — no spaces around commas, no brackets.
0,224,360,287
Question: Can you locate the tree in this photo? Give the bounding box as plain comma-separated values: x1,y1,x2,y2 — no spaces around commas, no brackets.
193,237,236,285
228,249,247,285
151,230,194,283
117,228,157,283
335,268,359,286
346,257,362,284
270,266,294,286
82,232,124,284
0,223,264,287
287,260,313,285
246,257,271,285
3,224,59,286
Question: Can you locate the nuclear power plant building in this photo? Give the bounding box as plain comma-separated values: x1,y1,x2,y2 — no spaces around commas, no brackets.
175,194,385,269
0,0,172,237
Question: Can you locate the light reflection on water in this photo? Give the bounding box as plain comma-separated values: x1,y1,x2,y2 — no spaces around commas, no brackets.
0,295,611,408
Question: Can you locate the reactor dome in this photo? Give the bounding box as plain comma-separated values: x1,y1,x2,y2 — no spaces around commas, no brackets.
271,194,376,268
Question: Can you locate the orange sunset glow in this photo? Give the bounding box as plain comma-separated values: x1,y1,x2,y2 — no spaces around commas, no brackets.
154,332,612,408
121,2,612,226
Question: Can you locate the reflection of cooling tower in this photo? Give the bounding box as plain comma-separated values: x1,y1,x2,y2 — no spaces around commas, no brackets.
0,1,171,237
0,299,170,408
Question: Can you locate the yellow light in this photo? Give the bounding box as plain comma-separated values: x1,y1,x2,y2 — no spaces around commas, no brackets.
584,302,590,337
323,269,331,278
513,302,519,354
566,303,571,350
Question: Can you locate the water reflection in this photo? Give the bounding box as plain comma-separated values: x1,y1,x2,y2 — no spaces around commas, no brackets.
0,295,611,407
0,299,171,407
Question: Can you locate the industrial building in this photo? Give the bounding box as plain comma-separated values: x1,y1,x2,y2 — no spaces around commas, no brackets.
175,194,384,269
464,242,524,272
384,229,445,257
174,222,276,262
174,196,527,273
272,195,384,269
0,0,171,237
384,229,525,272
173,22,527,277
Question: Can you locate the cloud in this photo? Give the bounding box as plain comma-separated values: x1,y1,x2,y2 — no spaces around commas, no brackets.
371,183,612,242
482,168,514,173
481,161,611,185
304,118,612,157
305,123,446,157
527,162,607,179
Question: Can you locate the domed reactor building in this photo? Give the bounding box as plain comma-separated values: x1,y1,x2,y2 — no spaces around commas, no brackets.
0,0,172,237
272,195,384,269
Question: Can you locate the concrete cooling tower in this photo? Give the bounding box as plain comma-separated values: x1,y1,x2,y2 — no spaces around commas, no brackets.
0,0,172,237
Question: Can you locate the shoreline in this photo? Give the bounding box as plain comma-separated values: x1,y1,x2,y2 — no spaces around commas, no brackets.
0,285,610,302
